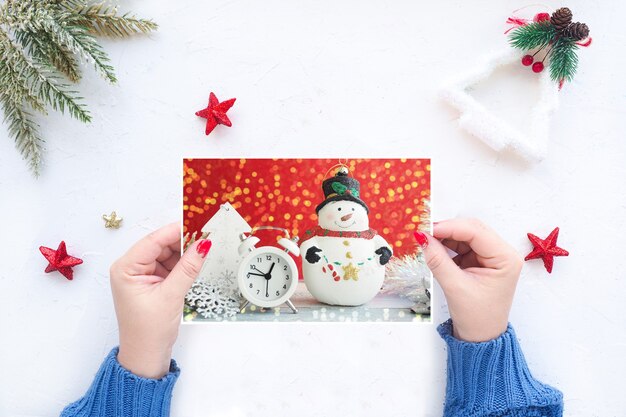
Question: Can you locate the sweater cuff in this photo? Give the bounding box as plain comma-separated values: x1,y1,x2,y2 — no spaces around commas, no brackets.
60,347,179,417
438,319,563,417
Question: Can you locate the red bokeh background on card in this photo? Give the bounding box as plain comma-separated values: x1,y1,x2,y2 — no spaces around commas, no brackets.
183,158,430,257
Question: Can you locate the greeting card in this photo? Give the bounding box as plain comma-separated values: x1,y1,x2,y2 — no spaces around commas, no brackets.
183,158,431,323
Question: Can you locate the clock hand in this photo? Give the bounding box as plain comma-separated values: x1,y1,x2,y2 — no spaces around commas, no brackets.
266,262,276,278
265,279,269,298
247,272,266,277
252,264,269,275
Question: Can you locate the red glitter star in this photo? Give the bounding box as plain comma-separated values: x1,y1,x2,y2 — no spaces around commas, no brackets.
195,92,236,135
39,241,83,280
524,227,569,273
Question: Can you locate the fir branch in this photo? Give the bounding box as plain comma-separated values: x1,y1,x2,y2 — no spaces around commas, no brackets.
14,29,81,82
55,0,85,8
0,53,47,113
72,3,158,38
0,91,44,176
549,38,578,83
0,29,91,122
0,0,157,176
31,6,117,83
2,1,116,82
509,21,556,50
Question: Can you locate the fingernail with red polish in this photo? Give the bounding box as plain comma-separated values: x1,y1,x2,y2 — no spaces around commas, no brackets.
413,231,429,249
196,239,212,258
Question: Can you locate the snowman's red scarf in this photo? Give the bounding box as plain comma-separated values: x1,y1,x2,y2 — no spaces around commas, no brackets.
301,226,378,242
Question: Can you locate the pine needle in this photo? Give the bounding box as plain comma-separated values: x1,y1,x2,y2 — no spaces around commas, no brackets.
33,7,118,83
56,0,86,9
0,0,158,177
15,30,81,82
0,56,47,114
0,91,44,176
509,21,556,50
0,29,91,123
72,3,158,38
549,38,579,83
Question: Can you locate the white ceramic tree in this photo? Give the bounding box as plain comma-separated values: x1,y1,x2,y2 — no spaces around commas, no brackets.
196,202,252,297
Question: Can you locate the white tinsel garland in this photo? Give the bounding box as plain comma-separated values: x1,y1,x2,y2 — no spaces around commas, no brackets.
383,254,431,312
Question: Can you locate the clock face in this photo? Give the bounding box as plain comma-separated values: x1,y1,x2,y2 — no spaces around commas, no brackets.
238,247,298,307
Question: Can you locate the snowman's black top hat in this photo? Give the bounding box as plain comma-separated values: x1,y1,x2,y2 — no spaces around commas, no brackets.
316,168,369,214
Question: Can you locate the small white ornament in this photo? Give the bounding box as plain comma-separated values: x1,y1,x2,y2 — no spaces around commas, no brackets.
196,202,251,293
440,49,559,162
186,202,251,320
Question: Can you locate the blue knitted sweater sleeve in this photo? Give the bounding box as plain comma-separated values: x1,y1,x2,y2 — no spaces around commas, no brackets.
59,347,179,417
438,319,563,417
60,323,561,417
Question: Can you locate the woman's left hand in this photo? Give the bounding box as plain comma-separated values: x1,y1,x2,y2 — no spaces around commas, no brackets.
109,223,211,378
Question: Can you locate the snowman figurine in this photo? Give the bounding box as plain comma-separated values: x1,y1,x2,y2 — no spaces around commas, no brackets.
300,167,392,306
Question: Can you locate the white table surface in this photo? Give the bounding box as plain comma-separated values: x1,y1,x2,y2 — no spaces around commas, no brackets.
1,1,624,416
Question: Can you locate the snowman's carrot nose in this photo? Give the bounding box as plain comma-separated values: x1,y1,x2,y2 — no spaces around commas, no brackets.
341,213,353,222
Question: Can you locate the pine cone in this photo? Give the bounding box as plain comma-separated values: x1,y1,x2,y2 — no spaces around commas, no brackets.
564,22,589,41
550,7,573,32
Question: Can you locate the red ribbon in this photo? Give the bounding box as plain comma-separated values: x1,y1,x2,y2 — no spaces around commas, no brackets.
504,12,549,34
504,16,531,34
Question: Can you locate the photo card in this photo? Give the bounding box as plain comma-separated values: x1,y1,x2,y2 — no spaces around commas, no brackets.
182,158,431,323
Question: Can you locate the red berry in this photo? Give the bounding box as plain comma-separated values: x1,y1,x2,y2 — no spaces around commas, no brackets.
532,62,544,73
534,12,550,22
522,55,534,66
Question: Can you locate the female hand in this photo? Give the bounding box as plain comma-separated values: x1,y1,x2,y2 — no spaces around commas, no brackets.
415,218,523,342
109,223,211,378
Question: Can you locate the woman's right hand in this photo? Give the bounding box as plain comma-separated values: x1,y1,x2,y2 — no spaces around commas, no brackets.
415,218,523,342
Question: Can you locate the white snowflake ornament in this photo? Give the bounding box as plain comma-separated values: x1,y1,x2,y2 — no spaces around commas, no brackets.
186,282,239,320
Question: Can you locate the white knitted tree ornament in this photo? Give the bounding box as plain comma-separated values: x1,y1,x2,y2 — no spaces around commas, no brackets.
441,49,559,162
